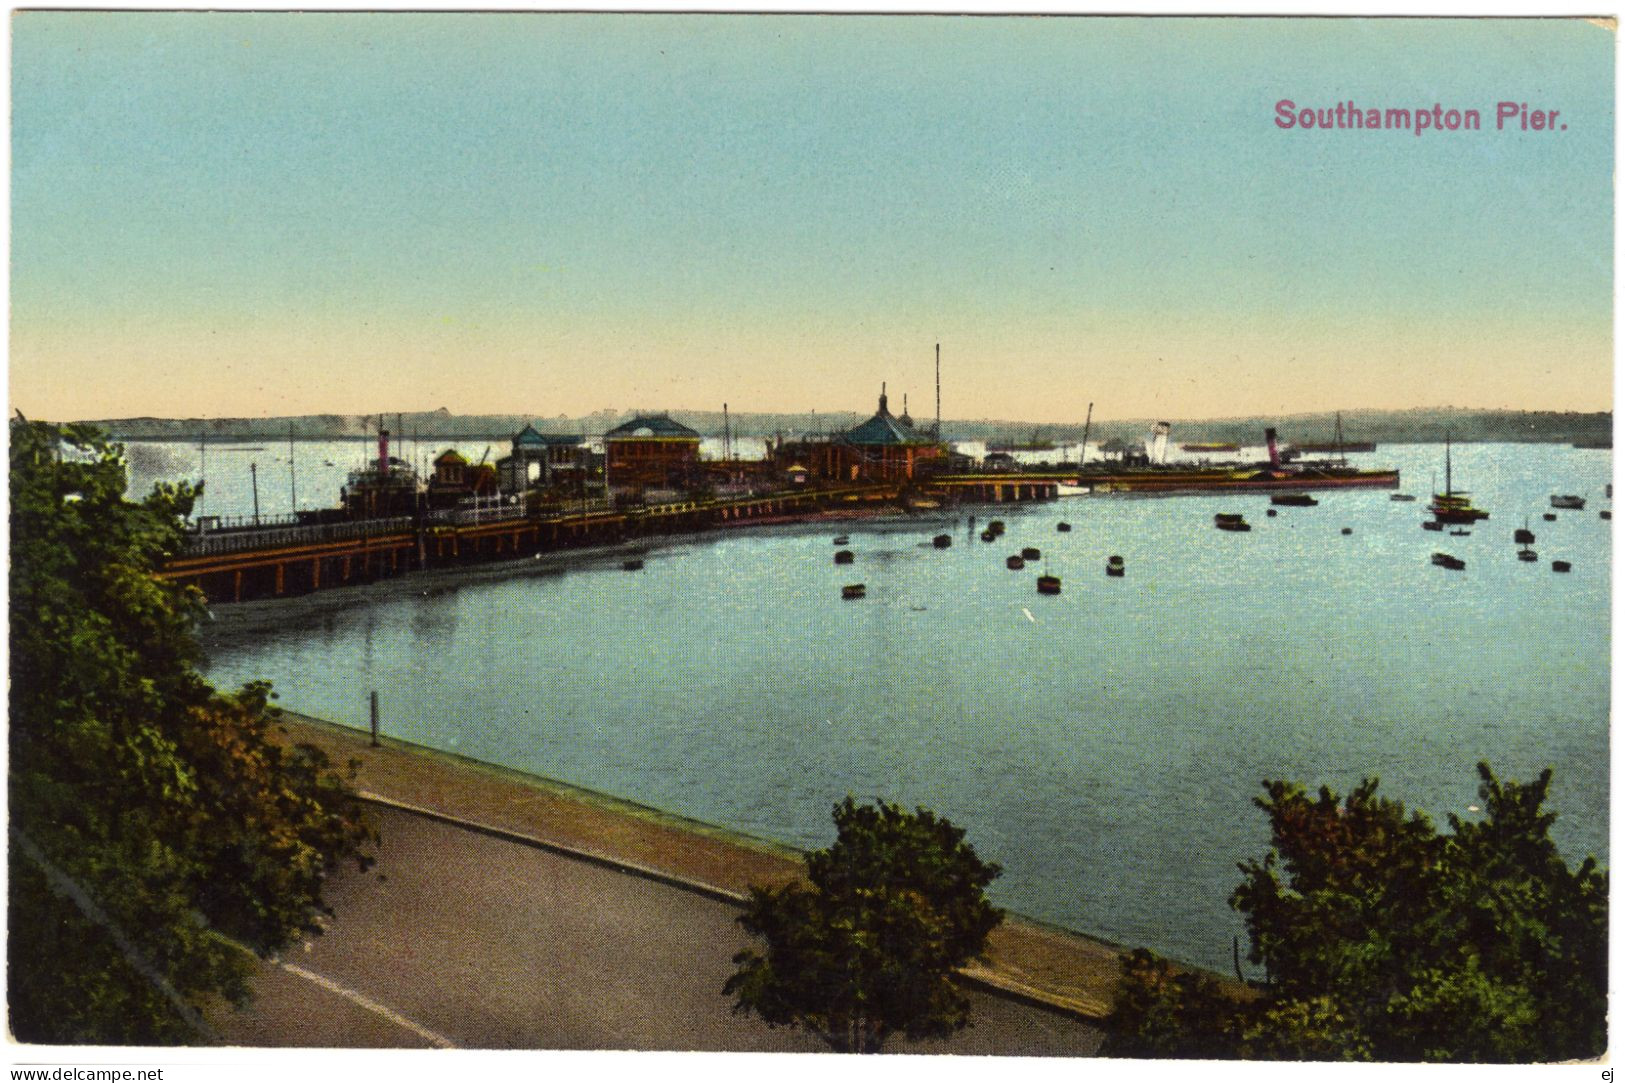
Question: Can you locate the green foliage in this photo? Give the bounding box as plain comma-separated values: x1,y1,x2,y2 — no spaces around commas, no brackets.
1101,949,1245,1059
8,420,374,1043
725,797,1004,1053
1105,765,1606,1062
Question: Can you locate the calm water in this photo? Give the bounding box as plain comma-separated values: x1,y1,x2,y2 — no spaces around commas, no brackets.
190,442,1610,973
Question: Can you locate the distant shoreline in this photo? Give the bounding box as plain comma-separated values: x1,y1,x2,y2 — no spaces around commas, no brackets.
85,405,1614,449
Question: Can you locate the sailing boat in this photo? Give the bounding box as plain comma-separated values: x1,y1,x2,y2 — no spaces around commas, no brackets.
1428,432,1489,524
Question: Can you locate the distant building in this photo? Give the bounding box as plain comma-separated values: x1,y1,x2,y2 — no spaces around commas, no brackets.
604,414,702,494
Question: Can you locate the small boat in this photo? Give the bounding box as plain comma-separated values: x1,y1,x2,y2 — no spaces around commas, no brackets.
1550,495,1586,510
1602,511,1612,521
833,535,850,545
1036,574,1062,595
1422,521,1445,532
1432,552,1466,571
1543,513,1558,522
834,550,854,565
933,534,952,548
981,530,997,542
1390,493,1417,502
1214,513,1251,533
1271,493,1318,507
1006,555,1026,570
1342,527,1354,536
1056,522,1072,532
1448,528,1470,536
988,520,1006,536
1517,548,1538,562
1429,434,1489,523
1552,560,1572,574
1021,546,1041,560
1106,555,1125,577
1514,522,1535,545
1266,509,1278,518
842,583,866,599
622,558,644,571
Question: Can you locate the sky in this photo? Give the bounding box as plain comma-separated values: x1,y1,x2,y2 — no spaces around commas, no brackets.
9,14,1615,423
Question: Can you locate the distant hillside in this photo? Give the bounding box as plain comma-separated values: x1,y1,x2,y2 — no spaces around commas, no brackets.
81,406,1611,446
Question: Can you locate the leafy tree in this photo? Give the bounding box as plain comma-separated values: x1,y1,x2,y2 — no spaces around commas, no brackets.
725,797,1004,1052
8,420,374,1043
1105,764,1605,1062
1102,948,1249,1059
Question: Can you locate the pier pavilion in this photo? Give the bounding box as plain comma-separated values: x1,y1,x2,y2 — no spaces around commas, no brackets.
496,424,592,493
830,388,945,482
605,414,702,496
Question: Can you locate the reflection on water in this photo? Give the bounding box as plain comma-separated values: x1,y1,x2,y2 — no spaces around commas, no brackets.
202,444,1610,972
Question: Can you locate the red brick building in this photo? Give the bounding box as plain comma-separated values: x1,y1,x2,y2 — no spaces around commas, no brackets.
604,415,702,494
788,390,944,483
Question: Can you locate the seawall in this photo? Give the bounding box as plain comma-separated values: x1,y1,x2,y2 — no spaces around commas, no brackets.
276,710,1133,1021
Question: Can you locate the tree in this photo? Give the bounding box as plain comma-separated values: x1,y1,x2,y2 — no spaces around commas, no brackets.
724,797,1004,1052
8,420,374,1043
1104,764,1606,1062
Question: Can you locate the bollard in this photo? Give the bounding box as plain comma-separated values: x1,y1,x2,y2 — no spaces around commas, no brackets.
370,690,380,748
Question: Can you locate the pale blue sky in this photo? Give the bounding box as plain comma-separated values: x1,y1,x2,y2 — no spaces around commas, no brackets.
11,14,1614,422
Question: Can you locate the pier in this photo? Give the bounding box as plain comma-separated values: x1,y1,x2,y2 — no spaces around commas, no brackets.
162,478,1058,604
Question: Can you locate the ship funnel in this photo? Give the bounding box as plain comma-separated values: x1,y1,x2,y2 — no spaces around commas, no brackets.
379,428,390,475
1265,427,1280,467
1149,421,1171,464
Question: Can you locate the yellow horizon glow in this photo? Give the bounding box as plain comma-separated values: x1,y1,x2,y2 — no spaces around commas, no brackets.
10,310,1611,424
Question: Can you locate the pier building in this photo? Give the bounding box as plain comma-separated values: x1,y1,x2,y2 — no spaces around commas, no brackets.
774,388,946,484
428,449,499,508
831,388,944,482
605,414,702,497
496,425,593,493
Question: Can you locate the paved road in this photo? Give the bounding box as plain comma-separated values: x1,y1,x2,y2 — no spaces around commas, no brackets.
213,806,1104,1055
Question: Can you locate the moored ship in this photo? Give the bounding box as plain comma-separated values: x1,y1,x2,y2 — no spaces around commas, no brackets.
1078,428,1398,494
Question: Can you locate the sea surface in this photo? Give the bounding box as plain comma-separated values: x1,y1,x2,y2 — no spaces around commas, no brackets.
160,440,1609,974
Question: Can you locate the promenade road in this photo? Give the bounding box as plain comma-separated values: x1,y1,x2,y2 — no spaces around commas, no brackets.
213,805,1106,1055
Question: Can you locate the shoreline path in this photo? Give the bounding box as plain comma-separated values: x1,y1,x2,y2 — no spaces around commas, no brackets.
211,713,1124,1052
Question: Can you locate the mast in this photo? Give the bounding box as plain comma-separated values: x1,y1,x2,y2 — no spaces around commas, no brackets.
288,421,297,514
935,343,941,439
1080,402,1094,464
1444,431,1453,496
723,403,731,463
1335,410,1346,465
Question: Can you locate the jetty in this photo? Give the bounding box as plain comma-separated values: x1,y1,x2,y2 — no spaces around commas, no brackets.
162,478,1064,605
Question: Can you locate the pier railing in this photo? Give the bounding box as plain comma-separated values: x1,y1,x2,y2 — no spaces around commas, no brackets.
182,516,414,556
192,512,303,532
427,501,530,526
